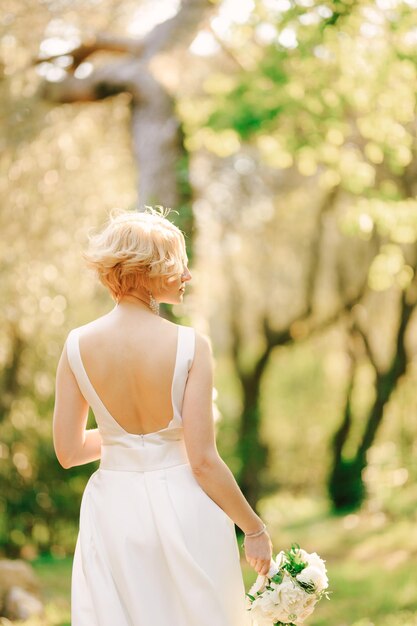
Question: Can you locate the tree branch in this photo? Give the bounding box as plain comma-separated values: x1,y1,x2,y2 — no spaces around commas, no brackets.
36,0,216,207
263,286,364,351
140,0,214,61
36,0,215,69
304,185,340,317
36,34,144,70
356,290,415,462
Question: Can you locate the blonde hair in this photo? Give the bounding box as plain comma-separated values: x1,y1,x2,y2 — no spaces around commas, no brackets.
82,206,188,300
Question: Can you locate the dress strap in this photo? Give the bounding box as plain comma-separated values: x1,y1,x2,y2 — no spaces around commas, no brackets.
66,328,97,408
172,326,195,419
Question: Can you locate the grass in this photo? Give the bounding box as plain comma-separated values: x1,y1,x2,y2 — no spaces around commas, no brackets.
9,489,417,626
15,556,72,626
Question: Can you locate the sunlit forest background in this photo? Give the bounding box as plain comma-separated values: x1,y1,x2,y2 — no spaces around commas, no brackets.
1,0,417,623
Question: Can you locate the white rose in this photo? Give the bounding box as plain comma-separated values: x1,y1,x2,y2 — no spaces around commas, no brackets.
299,550,327,576
252,610,274,626
296,565,329,593
269,575,310,622
275,550,286,568
260,587,288,624
249,602,273,626
296,597,317,623
270,604,290,624
257,591,277,615
298,548,308,559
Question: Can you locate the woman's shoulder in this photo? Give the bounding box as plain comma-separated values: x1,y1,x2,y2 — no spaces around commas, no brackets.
66,308,118,338
66,320,95,336
66,319,210,348
65,319,105,347
183,326,212,355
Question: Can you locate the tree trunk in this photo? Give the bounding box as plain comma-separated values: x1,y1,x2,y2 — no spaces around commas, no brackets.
328,359,365,511
36,0,213,209
237,359,271,509
228,187,362,508
328,292,414,511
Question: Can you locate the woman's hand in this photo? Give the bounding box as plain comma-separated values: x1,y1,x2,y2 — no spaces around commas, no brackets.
244,531,273,576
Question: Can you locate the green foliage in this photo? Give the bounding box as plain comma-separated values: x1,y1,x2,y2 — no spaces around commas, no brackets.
188,0,417,245
0,408,99,557
281,543,308,578
206,56,289,139
270,571,283,585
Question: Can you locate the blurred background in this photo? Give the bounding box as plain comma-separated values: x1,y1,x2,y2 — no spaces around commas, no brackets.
1,0,417,623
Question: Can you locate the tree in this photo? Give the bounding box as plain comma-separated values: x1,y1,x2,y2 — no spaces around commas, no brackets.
35,0,218,256
186,0,417,509
0,0,218,556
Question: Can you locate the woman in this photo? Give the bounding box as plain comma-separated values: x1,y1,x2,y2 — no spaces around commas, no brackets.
53,206,272,626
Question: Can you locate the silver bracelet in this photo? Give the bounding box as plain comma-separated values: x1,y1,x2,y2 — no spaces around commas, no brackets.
244,522,267,539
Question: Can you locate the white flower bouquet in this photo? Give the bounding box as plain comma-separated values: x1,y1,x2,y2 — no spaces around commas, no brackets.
245,544,330,626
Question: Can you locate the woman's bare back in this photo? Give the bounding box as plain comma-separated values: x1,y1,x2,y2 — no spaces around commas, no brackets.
75,304,182,435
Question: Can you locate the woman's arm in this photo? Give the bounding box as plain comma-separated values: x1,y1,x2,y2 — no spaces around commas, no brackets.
182,331,264,535
191,453,264,534
53,340,102,469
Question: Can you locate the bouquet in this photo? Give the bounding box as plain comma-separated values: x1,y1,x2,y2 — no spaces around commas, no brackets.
245,544,330,626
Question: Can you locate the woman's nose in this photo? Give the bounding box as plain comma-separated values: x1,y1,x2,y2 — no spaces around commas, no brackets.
183,268,192,281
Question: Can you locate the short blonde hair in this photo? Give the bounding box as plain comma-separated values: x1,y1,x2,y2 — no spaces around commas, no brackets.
82,206,188,300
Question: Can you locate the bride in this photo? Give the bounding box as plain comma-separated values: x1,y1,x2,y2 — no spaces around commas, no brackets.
53,205,272,626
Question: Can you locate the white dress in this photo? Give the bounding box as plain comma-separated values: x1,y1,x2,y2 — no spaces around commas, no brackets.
66,324,250,626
